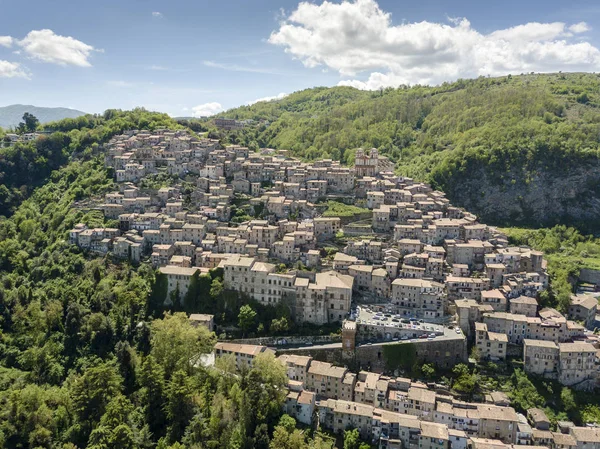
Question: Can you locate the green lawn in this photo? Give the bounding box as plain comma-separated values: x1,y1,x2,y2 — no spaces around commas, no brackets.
322,200,370,217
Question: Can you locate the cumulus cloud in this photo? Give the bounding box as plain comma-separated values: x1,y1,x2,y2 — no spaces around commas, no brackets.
152,11,163,18
0,36,13,48
269,0,597,89
0,60,29,78
191,102,224,117
18,29,97,67
248,92,288,105
569,22,590,34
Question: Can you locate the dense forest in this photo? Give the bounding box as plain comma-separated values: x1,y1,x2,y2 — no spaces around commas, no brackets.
203,72,600,231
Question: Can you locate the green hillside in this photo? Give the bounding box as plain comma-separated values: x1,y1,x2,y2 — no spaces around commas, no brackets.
211,73,600,231
0,109,178,217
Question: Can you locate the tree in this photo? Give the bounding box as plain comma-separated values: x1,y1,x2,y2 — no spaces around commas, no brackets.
270,317,289,334
270,415,307,449
246,352,288,436
470,345,481,362
343,429,360,449
139,355,167,438
115,340,137,395
71,362,123,437
17,112,40,134
164,370,195,443
210,277,223,298
421,363,436,379
150,312,216,377
238,304,257,336
561,387,576,412
452,364,477,395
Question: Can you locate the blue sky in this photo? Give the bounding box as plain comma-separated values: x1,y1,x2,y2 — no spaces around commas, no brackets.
1,0,600,116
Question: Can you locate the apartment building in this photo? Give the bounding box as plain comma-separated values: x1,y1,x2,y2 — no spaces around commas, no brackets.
159,265,200,303
524,339,598,389
445,276,491,301
306,361,348,399
475,323,508,361
390,278,446,319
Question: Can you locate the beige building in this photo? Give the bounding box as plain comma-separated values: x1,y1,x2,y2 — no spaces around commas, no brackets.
475,322,508,361
189,313,214,332
391,278,446,319
306,360,348,399
477,405,519,443
278,354,312,386
524,339,559,376
568,294,598,330
213,342,275,370
159,265,200,304
510,296,538,317
445,276,491,300
524,339,598,389
558,342,597,388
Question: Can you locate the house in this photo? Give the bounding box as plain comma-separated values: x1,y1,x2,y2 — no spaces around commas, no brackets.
510,296,538,317
306,360,348,399
279,354,312,386
568,294,598,330
528,408,550,431
475,322,508,361
159,265,200,304
189,313,214,332
213,342,275,369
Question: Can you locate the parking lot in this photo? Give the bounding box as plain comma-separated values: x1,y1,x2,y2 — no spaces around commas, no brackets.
352,306,462,343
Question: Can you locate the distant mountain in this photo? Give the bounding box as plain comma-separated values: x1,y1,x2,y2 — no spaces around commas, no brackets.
0,104,87,129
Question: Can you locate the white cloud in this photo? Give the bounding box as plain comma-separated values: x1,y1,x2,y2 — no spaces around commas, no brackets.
191,102,224,117
203,60,284,75
152,11,163,18
0,36,13,48
18,29,97,67
0,60,29,79
107,80,135,88
269,0,599,89
248,92,288,105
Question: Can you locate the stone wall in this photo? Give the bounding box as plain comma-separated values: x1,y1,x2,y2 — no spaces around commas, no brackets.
356,337,468,372
579,268,600,286
226,334,341,347
276,345,346,365
275,335,468,374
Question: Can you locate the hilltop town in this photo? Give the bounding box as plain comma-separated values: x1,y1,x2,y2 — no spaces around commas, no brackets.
67,128,600,448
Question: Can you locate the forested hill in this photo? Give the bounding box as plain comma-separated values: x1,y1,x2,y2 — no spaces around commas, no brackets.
212,73,600,232
0,109,179,217
0,104,86,129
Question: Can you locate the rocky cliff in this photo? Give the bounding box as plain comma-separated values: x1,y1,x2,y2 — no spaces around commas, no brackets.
442,163,600,230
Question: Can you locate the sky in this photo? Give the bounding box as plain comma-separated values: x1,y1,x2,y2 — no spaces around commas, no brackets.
1,0,600,117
